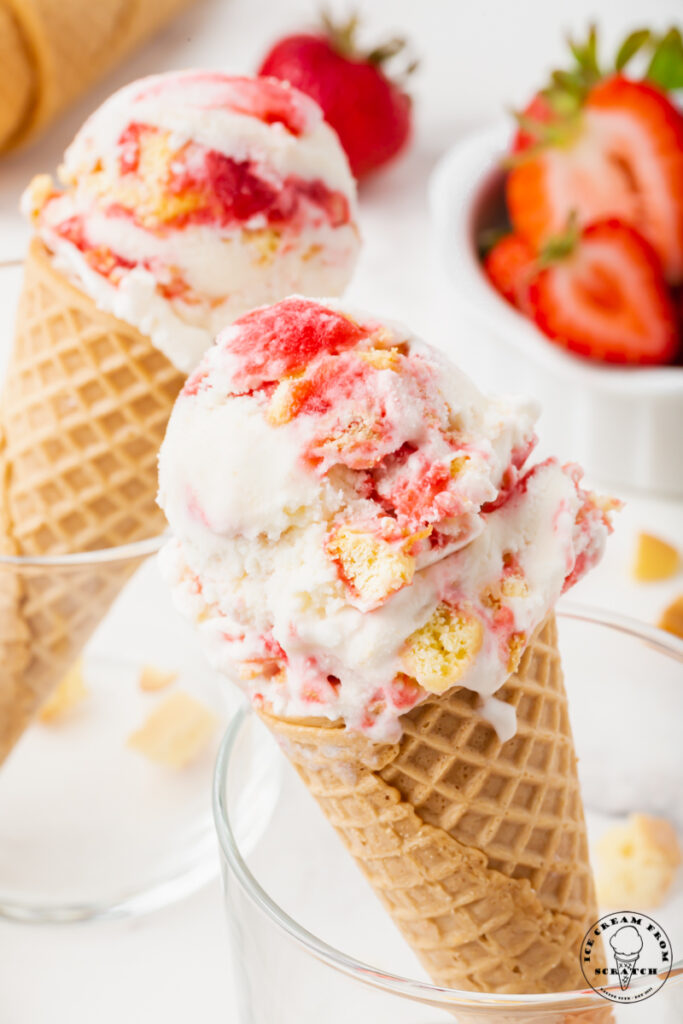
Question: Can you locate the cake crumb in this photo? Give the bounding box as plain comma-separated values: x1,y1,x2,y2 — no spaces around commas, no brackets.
402,603,483,694
632,532,680,582
596,813,682,910
658,594,683,640
127,691,218,768
39,660,87,722
138,664,177,693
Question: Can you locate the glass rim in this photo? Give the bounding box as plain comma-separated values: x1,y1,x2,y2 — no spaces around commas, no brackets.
0,533,167,568
213,601,683,1009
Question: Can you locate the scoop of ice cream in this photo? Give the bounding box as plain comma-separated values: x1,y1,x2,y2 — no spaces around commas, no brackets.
610,925,643,957
22,73,360,372
158,297,616,740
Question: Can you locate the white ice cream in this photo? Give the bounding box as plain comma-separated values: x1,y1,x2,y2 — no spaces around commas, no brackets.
22,72,360,372
158,298,616,740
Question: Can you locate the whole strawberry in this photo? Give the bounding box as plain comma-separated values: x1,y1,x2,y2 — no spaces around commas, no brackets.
506,26,683,283
259,14,415,179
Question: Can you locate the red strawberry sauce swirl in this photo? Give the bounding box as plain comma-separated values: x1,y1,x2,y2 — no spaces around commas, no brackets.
133,73,311,137
116,123,351,232
222,298,366,391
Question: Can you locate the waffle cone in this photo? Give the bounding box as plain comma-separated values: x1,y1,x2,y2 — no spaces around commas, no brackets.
0,4,33,147
0,239,184,761
261,614,605,998
0,0,196,152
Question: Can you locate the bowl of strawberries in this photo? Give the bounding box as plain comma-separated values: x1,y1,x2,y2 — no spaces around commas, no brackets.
431,26,683,496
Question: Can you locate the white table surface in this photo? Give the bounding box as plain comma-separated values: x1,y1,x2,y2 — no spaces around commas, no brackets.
1,0,682,1019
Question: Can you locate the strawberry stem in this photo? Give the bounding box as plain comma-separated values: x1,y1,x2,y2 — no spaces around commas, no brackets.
646,27,683,91
615,28,651,71
367,37,407,65
509,22,682,163
319,9,418,80
567,23,602,84
320,10,359,58
539,212,580,265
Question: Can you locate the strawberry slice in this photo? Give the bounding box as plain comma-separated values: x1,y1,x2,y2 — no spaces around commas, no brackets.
527,219,679,365
483,234,537,309
507,75,683,284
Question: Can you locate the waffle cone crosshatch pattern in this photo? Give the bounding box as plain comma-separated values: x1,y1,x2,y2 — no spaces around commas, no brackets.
215,609,683,1024
261,616,602,996
0,240,185,760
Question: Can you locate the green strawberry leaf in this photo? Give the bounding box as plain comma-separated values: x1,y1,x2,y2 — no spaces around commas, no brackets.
508,22,682,166
568,24,601,82
539,211,580,265
615,29,651,71
646,28,683,90
367,37,407,65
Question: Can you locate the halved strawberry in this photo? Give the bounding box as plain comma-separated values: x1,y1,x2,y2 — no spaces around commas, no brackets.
527,218,679,365
483,234,537,309
506,25,683,284
507,75,683,284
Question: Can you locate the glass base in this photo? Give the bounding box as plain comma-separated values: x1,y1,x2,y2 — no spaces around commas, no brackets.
216,607,683,1023
224,715,683,1023
0,652,248,923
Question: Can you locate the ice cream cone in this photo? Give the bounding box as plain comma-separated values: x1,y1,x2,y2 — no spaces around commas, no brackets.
157,299,616,1007
0,238,184,761
0,0,196,152
261,615,604,995
613,952,639,991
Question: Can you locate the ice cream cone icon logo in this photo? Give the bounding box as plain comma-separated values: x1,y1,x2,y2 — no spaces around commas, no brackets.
610,925,644,990
582,912,672,1003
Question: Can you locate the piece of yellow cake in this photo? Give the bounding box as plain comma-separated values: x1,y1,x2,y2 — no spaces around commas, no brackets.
127,691,218,769
39,660,87,722
328,522,430,607
632,532,680,582
402,603,484,694
596,813,682,909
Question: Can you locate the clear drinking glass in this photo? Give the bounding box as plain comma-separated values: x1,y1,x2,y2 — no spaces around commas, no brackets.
0,537,243,923
0,256,275,923
214,604,683,1023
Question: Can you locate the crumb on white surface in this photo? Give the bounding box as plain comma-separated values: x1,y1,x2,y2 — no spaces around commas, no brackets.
38,659,88,722
138,664,178,693
126,691,218,768
596,813,682,910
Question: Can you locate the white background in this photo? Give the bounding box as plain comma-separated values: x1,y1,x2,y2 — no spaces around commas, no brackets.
1,0,682,1019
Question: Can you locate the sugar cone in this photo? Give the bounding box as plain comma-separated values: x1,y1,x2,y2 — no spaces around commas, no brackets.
0,4,33,147
261,615,606,997
0,238,184,761
0,0,196,152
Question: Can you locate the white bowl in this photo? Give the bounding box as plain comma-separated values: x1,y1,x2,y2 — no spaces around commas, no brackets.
429,122,683,497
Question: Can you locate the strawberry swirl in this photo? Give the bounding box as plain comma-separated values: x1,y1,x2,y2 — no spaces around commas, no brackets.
158,299,617,741
22,73,360,372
